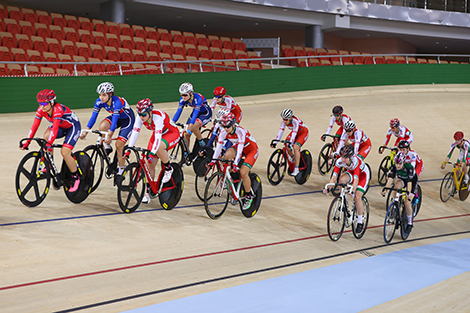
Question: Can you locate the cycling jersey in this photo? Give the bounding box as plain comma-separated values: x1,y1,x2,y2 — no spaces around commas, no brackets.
388,163,418,193
86,95,134,133
276,116,309,147
337,128,372,159
384,125,413,146
211,95,242,123
213,125,258,168
325,114,351,137
333,155,370,193
447,140,470,164
173,92,212,126
404,150,423,176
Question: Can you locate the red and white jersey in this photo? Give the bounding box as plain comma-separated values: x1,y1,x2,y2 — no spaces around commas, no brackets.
404,150,422,168
325,114,351,135
338,128,369,155
213,125,257,165
447,140,470,162
384,125,413,146
127,109,178,155
333,155,367,180
275,116,308,144
211,95,242,117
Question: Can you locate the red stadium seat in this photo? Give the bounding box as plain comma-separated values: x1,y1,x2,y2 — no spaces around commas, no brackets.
106,33,120,49
64,15,79,30
56,68,71,75
185,44,198,58
43,52,59,69
104,46,120,61
0,63,10,76
16,34,33,50
22,8,38,24
92,31,106,46
0,31,17,49
133,37,147,51
90,44,105,60
145,27,158,40
35,23,50,38
19,21,35,37
171,30,184,44
92,19,107,33
11,48,28,62
50,13,66,28
64,27,79,43
157,28,171,42
172,41,185,56
220,36,233,51
46,38,62,55
72,55,88,72
196,33,209,47
7,6,23,21
8,63,24,75
88,57,105,73
36,10,51,25
0,46,12,61
105,21,120,36
232,38,246,51
120,35,134,49
4,18,20,35
183,32,197,46
146,39,159,52
49,25,65,41
78,17,93,32
61,40,77,56
78,29,93,45
119,23,133,37
118,47,133,62
133,25,146,39
132,49,145,62
146,50,161,62
40,66,55,75
26,65,40,76
159,40,174,55
76,42,91,58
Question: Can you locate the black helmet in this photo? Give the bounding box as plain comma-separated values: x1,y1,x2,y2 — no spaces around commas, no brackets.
332,105,343,115
398,140,410,149
340,144,354,158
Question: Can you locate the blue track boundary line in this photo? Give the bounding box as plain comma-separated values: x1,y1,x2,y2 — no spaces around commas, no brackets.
1,177,443,227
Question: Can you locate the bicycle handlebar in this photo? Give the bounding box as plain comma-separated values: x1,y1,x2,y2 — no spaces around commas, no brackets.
270,139,292,147
382,186,409,196
126,146,149,155
211,158,234,164
19,138,62,150
80,129,109,141
324,182,353,193
378,146,398,152
443,161,460,167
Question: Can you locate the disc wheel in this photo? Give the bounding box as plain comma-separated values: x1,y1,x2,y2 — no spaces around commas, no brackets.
318,143,334,175
294,150,312,185
159,163,184,210
204,172,229,219
62,151,94,204
459,177,469,201
117,163,146,213
413,184,422,217
400,206,411,240
352,196,369,239
377,156,391,186
84,145,104,193
439,172,455,202
267,149,286,186
15,151,51,207
240,173,262,218
384,202,399,244
327,196,345,241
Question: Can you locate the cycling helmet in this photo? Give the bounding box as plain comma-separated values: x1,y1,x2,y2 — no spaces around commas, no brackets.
395,152,406,164
332,105,343,115
37,89,56,103
281,108,293,119
398,140,410,149
344,120,356,131
454,131,464,141
215,108,230,122
339,144,354,158
136,98,153,114
390,118,400,128
220,112,236,128
213,86,226,97
97,82,114,94
179,82,193,95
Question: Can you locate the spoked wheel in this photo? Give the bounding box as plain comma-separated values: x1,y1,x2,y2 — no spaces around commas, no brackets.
15,151,51,207
352,196,369,239
240,173,262,218
318,143,334,176
327,197,346,241
330,168,343,197
195,162,212,201
384,202,399,244
204,172,229,219
267,149,286,186
377,156,391,186
62,151,94,204
400,206,411,240
168,140,185,166
413,184,422,217
439,172,455,202
295,150,312,185
159,163,184,210
84,145,104,193
117,163,146,213
385,186,394,211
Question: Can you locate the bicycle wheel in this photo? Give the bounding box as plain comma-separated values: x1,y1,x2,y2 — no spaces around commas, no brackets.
267,148,286,186
63,151,94,204
377,156,391,186
400,205,411,240
159,163,184,210
195,163,211,201
352,196,369,239
240,173,262,218
330,168,343,197
204,172,229,219
295,150,312,185
459,178,469,201
439,172,455,202
413,184,422,217
117,163,146,213
15,151,51,207
84,145,104,193
384,202,399,244
363,163,371,195
327,197,346,241
318,143,334,175
168,140,184,166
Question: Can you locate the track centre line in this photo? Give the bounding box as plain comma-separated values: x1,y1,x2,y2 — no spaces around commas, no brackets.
0,177,443,227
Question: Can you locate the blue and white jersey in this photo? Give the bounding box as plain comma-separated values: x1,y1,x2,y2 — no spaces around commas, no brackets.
86,95,134,132
172,92,211,125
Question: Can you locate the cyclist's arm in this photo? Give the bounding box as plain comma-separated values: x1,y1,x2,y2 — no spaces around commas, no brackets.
188,102,201,126
383,129,392,146
47,106,65,145
172,102,184,123
289,118,300,145
26,112,43,143
210,98,217,111
233,128,245,166
109,97,122,133
150,115,164,155
353,131,361,155
86,99,102,129
212,130,227,160
275,121,285,141
127,117,143,148
324,115,335,135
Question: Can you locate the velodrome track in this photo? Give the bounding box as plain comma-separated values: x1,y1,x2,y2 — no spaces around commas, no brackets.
1,84,470,312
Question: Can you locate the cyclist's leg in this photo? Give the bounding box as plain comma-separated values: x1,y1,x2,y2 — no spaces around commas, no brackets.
241,144,259,208
357,139,372,160
116,116,133,171
293,128,309,168
62,122,81,191
355,170,369,218
146,137,159,180
43,127,54,157
99,117,113,152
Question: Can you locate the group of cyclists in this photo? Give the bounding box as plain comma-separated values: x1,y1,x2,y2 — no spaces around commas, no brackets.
22,82,467,238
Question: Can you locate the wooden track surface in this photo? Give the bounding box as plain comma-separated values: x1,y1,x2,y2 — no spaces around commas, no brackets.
1,84,470,312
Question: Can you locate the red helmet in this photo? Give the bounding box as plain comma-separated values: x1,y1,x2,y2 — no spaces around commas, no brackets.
454,131,464,141
136,98,153,114
37,89,56,103
390,118,400,128
220,112,236,128
213,86,226,97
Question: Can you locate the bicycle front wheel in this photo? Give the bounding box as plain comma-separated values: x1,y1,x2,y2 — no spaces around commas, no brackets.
266,149,286,186
439,172,455,202
117,163,146,213
413,184,422,217
352,196,369,239
384,202,399,244
327,196,346,241
204,172,229,219
15,151,51,207
377,156,391,186
84,145,104,193
318,143,334,176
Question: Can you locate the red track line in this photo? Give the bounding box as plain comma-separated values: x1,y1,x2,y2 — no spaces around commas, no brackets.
1,212,469,292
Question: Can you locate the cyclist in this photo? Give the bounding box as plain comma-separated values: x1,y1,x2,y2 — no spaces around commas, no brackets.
270,108,309,176
20,89,82,192
208,112,259,210
379,118,413,154
397,140,423,177
79,82,135,179
172,82,212,154
211,86,242,123
381,152,417,234
321,105,351,150
125,98,180,204
204,108,232,150
441,131,469,184
336,120,372,160
323,144,370,234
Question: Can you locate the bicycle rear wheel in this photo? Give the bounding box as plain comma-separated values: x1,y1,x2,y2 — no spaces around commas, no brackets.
15,151,51,207
384,202,399,244
240,172,262,218
117,163,146,213
352,196,369,239
295,150,312,185
439,172,455,202
204,172,229,219
413,184,422,217
318,143,334,175
84,145,104,193
195,163,212,201
400,205,411,240
168,140,185,166
63,151,94,204
377,156,391,186
459,178,469,201
267,148,286,186
327,197,346,241
159,163,184,210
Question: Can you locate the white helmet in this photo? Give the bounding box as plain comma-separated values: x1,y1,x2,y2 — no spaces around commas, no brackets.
344,120,356,131
179,82,193,95
97,82,114,94
215,108,230,122
280,108,293,119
